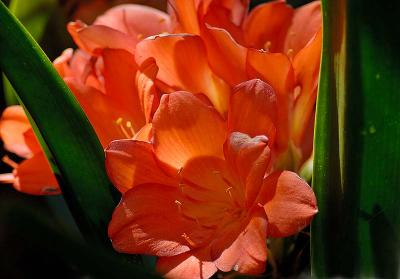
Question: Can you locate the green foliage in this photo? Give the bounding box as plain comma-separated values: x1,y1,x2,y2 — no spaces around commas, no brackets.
312,0,400,277
0,1,117,252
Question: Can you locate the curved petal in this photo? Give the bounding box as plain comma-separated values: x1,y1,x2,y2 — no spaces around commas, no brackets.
283,1,322,56
133,123,153,142
105,139,177,193
102,48,146,132
168,0,200,34
23,129,42,155
243,1,293,50
246,51,295,152
257,171,317,237
228,79,277,142
152,92,226,172
202,25,248,86
157,248,217,279
135,34,230,114
108,184,214,256
211,208,267,274
14,153,60,195
0,106,32,158
67,21,136,55
94,4,171,38
224,132,271,207
291,30,322,149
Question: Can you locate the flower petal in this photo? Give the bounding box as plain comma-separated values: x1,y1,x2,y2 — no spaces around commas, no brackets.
0,106,32,158
257,171,317,237
14,152,60,195
157,248,217,279
94,4,170,39
135,34,230,114
202,25,248,86
243,1,293,50
228,79,277,142
168,0,200,34
247,51,295,151
224,132,271,207
105,139,177,193
211,208,267,274
108,184,214,256
102,48,146,132
291,30,322,149
283,1,322,57
67,21,136,55
153,92,226,172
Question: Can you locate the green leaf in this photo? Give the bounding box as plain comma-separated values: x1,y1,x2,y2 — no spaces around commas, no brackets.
311,0,400,277
0,1,117,251
3,0,57,105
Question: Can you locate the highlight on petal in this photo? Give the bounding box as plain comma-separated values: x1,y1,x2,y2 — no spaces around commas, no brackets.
152,92,226,171
135,34,230,114
94,4,171,39
228,79,277,142
157,248,217,279
243,1,293,50
257,171,317,238
14,152,60,196
108,184,213,256
105,139,177,193
0,106,32,158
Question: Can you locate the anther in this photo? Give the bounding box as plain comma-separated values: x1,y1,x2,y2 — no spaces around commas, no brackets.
137,33,144,40
257,203,264,208
181,233,196,247
225,187,233,199
115,117,123,125
115,117,132,138
2,155,18,169
126,121,135,135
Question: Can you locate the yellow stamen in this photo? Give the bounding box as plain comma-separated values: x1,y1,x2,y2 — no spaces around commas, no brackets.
264,41,272,52
126,121,135,135
287,48,294,60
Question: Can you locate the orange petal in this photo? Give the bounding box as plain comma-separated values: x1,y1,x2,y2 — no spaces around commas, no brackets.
135,34,230,114
0,106,32,158
246,51,295,152
133,123,153,142
14,152,60,195
102,49,146,132
23,129,42,155
211,208,267,274
243,1,293,50
157,248,217,279
67,21,136,55
152,92,226,172
228,79,277,142
224,132,271,207
135,59,160,123
283,1,322,57
168,0,200,34
291,30,322,149
94,4,170,39
105,139,177,193
257,171,317,237
202,25,248,86
108,184,213,256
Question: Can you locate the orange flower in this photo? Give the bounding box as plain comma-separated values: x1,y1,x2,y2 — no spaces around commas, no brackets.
0,106,59,195
162,0,321,169
0,4,170,195
106,79,317,278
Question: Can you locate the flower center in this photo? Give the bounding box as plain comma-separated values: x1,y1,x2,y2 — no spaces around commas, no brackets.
114,117,135,138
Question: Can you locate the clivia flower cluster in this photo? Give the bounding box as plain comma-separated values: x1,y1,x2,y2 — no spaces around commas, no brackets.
0,0,321,278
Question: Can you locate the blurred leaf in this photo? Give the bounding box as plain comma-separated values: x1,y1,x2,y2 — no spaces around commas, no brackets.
0,200,160,278
3,0,57,105
0,1,118,252
311,0,400,277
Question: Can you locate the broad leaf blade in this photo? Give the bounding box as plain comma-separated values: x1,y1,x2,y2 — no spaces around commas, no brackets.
311,0,400,277
0,1,116,251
